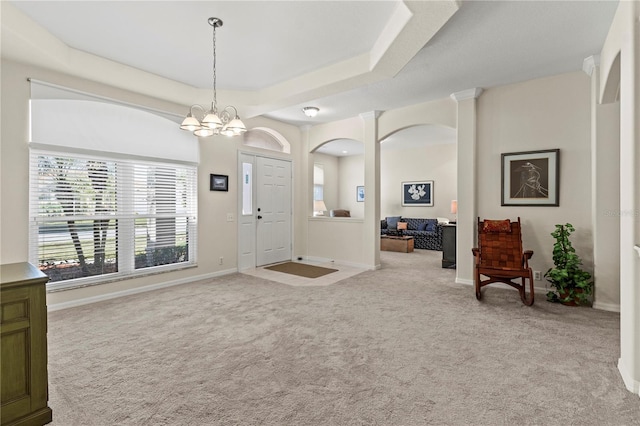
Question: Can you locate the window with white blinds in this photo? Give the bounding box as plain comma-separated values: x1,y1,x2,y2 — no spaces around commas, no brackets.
29,149,197,290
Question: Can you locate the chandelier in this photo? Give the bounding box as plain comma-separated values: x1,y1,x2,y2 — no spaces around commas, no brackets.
180,17,247,137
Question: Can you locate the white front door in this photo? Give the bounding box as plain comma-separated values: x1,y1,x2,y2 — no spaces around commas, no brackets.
256,157,292,266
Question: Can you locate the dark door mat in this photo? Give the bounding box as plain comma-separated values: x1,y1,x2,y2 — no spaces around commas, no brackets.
264,262,337,278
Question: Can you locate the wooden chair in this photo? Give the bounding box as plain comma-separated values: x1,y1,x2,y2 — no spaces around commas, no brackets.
471,217,534,305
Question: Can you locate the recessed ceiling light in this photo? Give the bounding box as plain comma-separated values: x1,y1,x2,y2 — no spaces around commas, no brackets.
302,106,319,117
342,150,348,154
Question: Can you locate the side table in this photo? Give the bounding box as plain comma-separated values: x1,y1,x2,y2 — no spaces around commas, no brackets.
442,224,456,268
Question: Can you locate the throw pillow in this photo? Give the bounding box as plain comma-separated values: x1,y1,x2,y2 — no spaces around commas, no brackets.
483,219,511,233
425,221,436,232
418,222,428,231
397,222,407,230
386,216,401,230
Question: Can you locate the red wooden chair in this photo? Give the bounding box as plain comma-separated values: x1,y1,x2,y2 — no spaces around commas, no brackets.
471,217,534,305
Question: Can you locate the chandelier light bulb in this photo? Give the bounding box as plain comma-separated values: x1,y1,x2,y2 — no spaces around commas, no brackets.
194,127,214,137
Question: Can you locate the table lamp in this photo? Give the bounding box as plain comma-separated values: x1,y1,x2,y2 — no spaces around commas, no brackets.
314,200,328,216
450,200,458,223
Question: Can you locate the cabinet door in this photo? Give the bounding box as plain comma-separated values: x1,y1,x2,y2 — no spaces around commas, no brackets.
1,284,52,425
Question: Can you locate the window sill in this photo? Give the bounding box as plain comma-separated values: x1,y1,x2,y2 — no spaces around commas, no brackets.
308,216,363,223
46,262,198,293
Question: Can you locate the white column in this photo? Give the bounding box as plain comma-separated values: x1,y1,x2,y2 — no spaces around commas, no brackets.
451,88,482,284
360,111,381,270
584,55,621,312
618,4,640,396
300,125,311,259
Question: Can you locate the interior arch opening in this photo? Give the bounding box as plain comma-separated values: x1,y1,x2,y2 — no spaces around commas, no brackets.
380,124,457,221
312,138,364,218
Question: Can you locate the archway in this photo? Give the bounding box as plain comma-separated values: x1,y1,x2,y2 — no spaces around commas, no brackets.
311,138,364,218
379,124,457,221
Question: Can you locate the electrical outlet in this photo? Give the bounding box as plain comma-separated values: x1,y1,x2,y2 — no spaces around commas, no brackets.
226,213,234,222
219,257,223,265
534,271,541,281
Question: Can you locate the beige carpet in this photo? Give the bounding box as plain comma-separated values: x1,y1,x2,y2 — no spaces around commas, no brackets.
46,250,640,425
264,261,337,278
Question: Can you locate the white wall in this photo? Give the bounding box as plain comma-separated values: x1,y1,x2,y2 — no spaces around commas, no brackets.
476,71,594,294
307,217,365,266
312,152,338,213
338,155,365,218
380,143,457,220
590,65,621,311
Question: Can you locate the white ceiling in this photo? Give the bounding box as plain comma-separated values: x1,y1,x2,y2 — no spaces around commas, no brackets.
4,0,619,148
8,1,398,91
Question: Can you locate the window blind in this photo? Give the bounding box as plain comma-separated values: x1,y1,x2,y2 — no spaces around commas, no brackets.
30,149,197,290
29,80,199,164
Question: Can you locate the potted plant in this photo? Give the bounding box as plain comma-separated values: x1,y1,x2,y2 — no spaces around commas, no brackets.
544,223,593,306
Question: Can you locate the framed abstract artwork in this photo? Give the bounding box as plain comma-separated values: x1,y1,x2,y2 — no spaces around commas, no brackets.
402,181,433,206
210,174,229,192
356,186,365,202
501,149,559,206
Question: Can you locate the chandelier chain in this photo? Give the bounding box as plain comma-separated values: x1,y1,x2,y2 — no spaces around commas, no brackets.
212,22,217,112
180,17,246,137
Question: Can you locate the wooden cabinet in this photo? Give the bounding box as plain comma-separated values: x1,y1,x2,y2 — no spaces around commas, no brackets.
442,224,456,268
1,263,52,426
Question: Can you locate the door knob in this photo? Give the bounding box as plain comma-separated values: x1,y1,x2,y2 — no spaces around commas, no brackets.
257,215,263,219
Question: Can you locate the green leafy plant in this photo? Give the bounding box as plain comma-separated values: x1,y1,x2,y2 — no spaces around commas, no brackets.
544,223,593,305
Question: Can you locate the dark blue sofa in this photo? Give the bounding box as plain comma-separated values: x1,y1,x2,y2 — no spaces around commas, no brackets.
381,217,443,251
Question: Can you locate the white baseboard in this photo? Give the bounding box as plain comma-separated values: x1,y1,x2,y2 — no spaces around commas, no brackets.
47,268,237,312
302,255,332,264
455,278,474,286
592,301,621,313
458,278,621,312
618,358,640,396
302,256,374,271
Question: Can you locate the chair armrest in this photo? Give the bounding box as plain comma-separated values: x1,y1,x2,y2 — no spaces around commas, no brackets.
523,250,534,267
472,248,480,264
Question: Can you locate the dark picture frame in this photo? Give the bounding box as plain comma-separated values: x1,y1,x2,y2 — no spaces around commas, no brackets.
401,181,433,206
356,185,365,202
501,149,559,206
210,174,228,192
